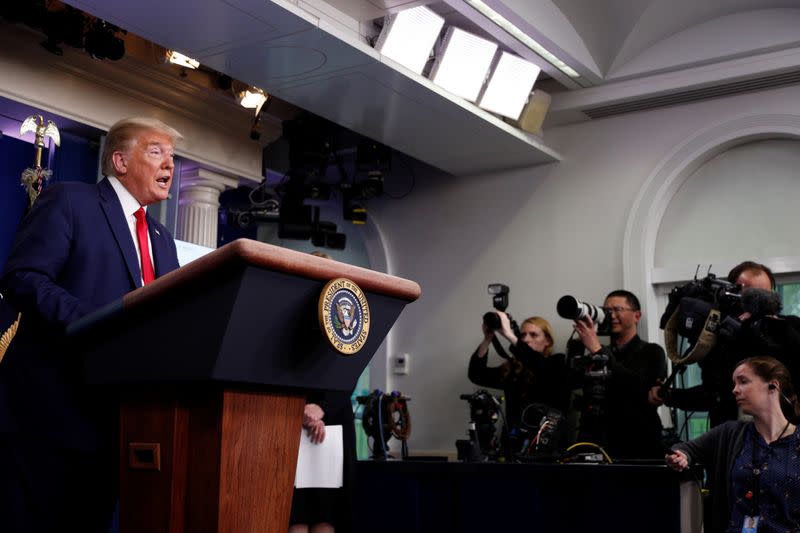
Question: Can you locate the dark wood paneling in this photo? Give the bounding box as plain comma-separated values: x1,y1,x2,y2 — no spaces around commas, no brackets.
119,388,304,533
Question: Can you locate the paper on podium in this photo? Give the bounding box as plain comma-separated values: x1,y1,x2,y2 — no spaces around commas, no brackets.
294,424,344,489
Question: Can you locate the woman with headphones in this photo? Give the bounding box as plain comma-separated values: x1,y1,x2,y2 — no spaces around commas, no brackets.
666,356,800,533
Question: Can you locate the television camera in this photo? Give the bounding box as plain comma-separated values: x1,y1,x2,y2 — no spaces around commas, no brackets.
455,389,502,462
356,390,411,460
657,267,786,422
659,269,781,366
455,391,565,462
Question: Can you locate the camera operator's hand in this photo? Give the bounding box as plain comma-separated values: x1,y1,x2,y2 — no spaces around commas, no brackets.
648,380,666,406
574,315,603,354
665,450,689,472
496,311,518,345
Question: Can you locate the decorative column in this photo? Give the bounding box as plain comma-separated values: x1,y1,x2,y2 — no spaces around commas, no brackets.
177,168,239,248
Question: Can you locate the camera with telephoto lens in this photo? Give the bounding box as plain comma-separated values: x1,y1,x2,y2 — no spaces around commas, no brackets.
482,283,520,337
557,295,615,437
556,295,611,335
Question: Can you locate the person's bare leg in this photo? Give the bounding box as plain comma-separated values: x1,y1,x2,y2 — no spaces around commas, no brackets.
310,523,334,533
289,525,309,533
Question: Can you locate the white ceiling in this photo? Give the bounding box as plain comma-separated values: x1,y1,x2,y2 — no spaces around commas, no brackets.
60,0,800,173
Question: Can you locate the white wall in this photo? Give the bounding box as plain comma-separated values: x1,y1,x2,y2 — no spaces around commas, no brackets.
369,83,800,455
656,138,800,266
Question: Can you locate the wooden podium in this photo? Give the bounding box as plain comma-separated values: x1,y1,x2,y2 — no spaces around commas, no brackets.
72,239,421,533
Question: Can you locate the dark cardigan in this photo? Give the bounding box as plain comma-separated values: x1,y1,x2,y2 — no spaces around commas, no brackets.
672,421,749,533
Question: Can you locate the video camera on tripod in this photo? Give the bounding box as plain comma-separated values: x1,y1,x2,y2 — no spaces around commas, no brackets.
455,389,502,462
356,390,411,460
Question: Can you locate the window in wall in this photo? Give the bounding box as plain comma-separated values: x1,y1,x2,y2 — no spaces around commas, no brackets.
777,282,800,316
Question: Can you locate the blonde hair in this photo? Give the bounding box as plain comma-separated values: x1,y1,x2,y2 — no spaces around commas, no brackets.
520,316,555,356
101,117,183,176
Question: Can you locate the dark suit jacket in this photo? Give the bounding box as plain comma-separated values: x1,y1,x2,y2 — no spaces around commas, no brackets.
0,177,180,451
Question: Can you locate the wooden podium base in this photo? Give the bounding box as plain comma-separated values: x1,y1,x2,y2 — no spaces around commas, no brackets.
119,388,305,533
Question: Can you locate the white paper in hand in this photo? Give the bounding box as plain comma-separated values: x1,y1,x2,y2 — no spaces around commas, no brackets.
294,424,344,489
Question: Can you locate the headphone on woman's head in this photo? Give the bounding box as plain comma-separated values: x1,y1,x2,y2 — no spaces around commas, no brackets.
768,383,795,406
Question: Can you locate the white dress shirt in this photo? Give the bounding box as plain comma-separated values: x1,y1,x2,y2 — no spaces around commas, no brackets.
108,176,153,286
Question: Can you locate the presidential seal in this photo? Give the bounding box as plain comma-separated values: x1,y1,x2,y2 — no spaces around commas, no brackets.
319,278,370,355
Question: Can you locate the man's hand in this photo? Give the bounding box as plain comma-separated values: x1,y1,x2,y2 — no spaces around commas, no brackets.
304,403,324,425
306,419,326,444
574,316,603,353
303,403,326,444
648,383,665,406
665,450,689,471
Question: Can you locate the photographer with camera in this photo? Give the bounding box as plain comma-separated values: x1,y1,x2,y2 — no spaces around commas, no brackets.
572,290,667,459
651,261,800,427
468,311,569,432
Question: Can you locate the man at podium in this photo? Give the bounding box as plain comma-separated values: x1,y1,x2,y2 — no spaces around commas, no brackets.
0,117,182,532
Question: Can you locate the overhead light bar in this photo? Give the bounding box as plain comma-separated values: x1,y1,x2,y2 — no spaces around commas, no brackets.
374,6,445,74
167,50,199,70
463,0,580,79
429,27,497,102
478,51,541,120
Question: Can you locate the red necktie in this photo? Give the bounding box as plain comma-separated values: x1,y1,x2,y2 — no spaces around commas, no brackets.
134,208,155,285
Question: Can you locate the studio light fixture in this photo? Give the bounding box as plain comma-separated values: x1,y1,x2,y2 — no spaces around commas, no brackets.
429,27,497,102
462,0,580,79
478,51,540,120
374,6,445,75
238,88,268,111
84,19,125,61
167,50,199,70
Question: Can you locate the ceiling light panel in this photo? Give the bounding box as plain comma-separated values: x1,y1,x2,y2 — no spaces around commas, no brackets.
374,6,445,75
429,27,498,102
478,51,541,120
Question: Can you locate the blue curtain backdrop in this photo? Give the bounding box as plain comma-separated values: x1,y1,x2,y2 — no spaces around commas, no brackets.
0,132,98,270
1,136,35,268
